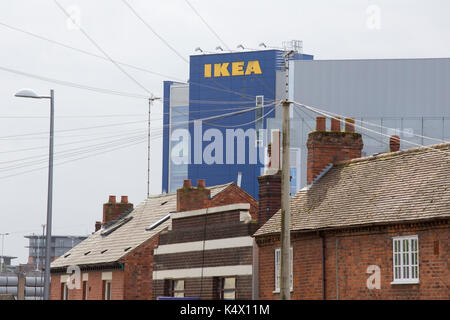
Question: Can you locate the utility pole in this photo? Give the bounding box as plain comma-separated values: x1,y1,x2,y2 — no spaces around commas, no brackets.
147,96,161,198
280,50,295,300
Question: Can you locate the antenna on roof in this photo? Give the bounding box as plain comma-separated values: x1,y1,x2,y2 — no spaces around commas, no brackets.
282,40,303,54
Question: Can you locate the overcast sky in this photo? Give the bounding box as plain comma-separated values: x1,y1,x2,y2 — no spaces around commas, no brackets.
1,0,449,264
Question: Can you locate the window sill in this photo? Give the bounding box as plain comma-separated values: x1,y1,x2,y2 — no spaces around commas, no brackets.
391,280,420,285
273,289,293,294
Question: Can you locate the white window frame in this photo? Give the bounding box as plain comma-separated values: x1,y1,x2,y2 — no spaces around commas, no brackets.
104,280,111,300
62,283,68,300
173,279,185,298
274,247,293,293
391,235,419,284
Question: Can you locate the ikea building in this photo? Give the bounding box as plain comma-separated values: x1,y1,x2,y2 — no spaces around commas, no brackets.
162,50,450,199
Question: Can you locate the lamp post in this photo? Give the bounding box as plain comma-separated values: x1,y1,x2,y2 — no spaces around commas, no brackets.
15,88,54,300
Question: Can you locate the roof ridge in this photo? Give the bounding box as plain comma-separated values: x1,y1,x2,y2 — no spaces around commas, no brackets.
335,142,450,166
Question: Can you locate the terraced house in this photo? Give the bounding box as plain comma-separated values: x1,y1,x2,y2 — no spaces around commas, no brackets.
49,181,259,300
254,117,450,299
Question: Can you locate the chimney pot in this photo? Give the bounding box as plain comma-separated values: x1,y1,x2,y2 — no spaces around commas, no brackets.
121,196,128,203
197,179,206,188
331,117,341,132
345,118,355,132
183,179,192,189
316,117,326,131
108,195,116,203
95,221,102,232
390,135,401,152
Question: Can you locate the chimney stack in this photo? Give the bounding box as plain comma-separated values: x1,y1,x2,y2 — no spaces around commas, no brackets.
102,195,133,226
390,135,401,152
95,221,102,232
257,130,282,226
176,180,211,212
307,117,364,185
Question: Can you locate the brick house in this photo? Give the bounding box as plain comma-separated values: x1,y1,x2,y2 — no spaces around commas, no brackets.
50,182,256,300
254,117,450,300
152,179,260,299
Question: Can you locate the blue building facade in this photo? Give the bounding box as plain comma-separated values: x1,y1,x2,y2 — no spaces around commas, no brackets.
162,50,313,198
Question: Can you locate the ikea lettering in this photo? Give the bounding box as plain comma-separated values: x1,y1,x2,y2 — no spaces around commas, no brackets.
204,61,262,78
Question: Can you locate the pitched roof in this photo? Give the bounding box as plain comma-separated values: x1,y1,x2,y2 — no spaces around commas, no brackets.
51,183,233,269
254,143,450,237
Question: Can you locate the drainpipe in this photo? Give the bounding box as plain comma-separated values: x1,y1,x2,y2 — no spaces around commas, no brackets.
320,232,326,300
336,238,339,300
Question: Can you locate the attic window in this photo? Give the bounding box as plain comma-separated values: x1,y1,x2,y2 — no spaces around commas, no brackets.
124,247,132,252
100,216,133,237
84,251,91,256
146,214,170,231
101,249,108,254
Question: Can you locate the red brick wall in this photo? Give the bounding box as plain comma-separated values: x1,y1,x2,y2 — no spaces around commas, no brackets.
119,235,160,300
175,182,257,220
209,184,258,220
256,221,449,300
50,269,125,300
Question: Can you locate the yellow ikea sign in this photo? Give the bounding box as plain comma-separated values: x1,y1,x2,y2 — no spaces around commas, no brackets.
204,61,262,78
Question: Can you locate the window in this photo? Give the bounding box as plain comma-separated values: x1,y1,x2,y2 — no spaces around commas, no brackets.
61,283,68,300
103,280,111,300
392,235,419,284
173,280,185,297
220,277,236,300
82,281,88,300
274,247,293,292
255,95,264,147
164,279,184,297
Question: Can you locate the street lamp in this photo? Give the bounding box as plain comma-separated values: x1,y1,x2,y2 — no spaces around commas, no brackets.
15,88,54,300
0,233,9,272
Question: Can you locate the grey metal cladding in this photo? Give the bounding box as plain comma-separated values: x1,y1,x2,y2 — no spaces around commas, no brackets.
292,58,450,117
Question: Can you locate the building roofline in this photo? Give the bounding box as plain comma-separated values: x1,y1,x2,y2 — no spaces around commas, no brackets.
254,216,450,238
334,142,450,167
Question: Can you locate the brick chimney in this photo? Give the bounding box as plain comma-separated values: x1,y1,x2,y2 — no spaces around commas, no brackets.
95,221,102,232
176,179,211,212
307,117,363,185
257,172,281,226
102,195,133,226
257,130,282,226
390,135,400,152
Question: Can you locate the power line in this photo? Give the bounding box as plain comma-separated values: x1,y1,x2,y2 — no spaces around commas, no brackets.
0,119,147,140
120,0,189,64
184,0,230,51
54,0,154,96
292,101,450,156
0,20,178,81
0,65,149,99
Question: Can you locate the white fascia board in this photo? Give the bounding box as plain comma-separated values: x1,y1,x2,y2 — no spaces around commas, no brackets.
171,203,251,220
154,236,254,255
153,265,252,280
